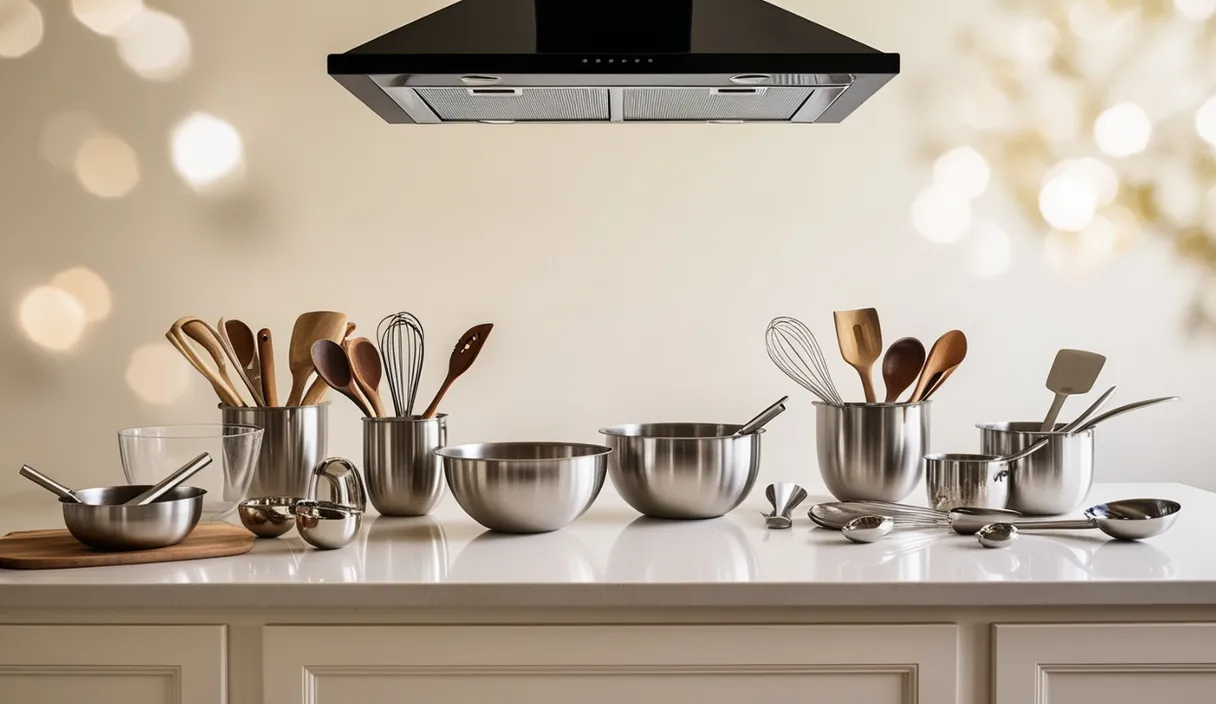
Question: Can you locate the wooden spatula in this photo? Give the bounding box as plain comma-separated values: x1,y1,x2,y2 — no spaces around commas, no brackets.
909,330,968,403
421,323,494,419
285,312,348,406
833,308,883,403
257,328,279,406
167,317,245,407
1040,349,1107,431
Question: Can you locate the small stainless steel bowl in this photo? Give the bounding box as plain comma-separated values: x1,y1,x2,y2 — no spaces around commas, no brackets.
438,442,610,533
238,497,302,539
293,501,362,550
599,423,761,520
62,485,205,551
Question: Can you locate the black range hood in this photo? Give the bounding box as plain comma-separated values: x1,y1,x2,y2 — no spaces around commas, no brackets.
328,0,899,124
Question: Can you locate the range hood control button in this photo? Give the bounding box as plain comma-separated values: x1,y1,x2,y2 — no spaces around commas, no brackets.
460,75,503,86
730,74,772,85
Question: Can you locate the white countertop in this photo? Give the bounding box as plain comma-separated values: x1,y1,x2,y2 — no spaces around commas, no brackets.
0,482,1209,609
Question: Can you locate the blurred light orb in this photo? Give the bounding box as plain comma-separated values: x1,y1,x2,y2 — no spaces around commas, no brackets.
0,0,44,58
74,133,140,198
71,0,143,36
933,146,991,200
51,267,111,322
1039,169,1098,232
1044,158,1119,207
968,221,1012,278
1093,102,1152,157
126,343,190,405
1174,0,1216,21
170,113,244,188
1011,19,1059,64
1196,95,1216,147
115,8,190,81
911,184,973,244
18,286,86,352
40,110,102,171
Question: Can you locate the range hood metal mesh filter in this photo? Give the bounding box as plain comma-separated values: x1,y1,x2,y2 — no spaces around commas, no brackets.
623,87,817,121
415,87,609,121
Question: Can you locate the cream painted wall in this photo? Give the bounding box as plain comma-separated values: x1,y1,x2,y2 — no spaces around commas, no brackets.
0,0,1209,501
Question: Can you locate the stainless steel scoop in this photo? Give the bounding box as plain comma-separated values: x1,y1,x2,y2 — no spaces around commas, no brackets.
976,498,1181,548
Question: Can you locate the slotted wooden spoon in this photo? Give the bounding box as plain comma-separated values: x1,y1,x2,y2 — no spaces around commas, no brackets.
833,308,883,403
421,323,494,419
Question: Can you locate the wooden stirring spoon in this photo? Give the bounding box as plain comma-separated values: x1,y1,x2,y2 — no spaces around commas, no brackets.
224,319,264,404
302,321,356,406
909,330,968,403
165,325,245,407
882,337,926,403
421,323,494,419
833,308,883,403
218,317,265,407
349,338,386,418
286,312,348,406
311,340,374,417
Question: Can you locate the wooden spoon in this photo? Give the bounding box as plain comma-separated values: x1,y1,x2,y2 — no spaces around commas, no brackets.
310,340,374,417
218,317,265,407
349,337,386,418
257,328,279,406
302,321,357,406
909,330,968,403
1040,349,1107,431
225,319,263,401
421,323,494,419
285,312,348,406
833,308,883,403
882,337,926,403
166,318,244,408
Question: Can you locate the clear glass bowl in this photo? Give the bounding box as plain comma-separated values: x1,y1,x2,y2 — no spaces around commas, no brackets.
118,424,264,521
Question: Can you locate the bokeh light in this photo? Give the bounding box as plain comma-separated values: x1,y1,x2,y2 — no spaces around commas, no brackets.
126,343,190,404
1093,102,1152,158
170,113,244,189
1196,95,1216,147
74,133,140,198
968,221,1012,279
115,8,190,81
18,286,86,352
1174,0,1216,21
0,0,44,58
1039,167,1099,232
51,267,111,322
40,111,103,171
911,184,973,244
71,0,142,36
933,146,991,200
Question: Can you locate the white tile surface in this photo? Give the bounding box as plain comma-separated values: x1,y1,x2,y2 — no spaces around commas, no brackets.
0,483,1206,608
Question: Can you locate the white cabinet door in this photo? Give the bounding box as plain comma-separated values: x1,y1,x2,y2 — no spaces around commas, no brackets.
995,623,1216,704
264,624,958,704
0,625,226,704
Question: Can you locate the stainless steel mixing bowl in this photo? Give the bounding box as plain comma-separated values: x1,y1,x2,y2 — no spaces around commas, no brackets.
438,442,610,533
815,402,929,502
62,485,206,551
599,423,761,520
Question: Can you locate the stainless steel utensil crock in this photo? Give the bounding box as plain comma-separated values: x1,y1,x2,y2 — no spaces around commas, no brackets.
363,415,447,516
599,423,761,520
221,404,328,499
62,485,205,551
815,402,929,502
438,442,610,533
977,422,1095,515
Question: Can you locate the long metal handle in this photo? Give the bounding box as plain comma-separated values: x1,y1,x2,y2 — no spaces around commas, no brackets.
19,465,82,503
1074,397,1180,434
1062,386,1116,432
125,452,213,506
999,387,1121,466
736,396,788,436
1009,519,1097,531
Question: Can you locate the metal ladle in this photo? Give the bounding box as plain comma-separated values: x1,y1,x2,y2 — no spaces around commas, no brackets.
976,498,1182,548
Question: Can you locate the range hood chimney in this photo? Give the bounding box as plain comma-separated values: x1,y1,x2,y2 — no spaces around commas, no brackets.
328,0,899,124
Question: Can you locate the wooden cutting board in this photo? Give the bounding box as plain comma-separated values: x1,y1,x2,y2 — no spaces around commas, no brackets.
0,522,255,570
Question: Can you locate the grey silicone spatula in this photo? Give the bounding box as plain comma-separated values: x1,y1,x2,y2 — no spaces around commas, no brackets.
1040,349,1107,431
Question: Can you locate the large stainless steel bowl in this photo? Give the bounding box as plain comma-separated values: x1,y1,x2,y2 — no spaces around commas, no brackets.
599,423,761,520
62,485,205,551
438,442,610,534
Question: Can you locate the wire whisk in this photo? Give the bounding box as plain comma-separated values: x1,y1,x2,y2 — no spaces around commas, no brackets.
377,312,425,417
765,316,844,405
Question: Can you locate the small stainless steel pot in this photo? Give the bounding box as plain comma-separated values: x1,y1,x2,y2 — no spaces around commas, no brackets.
977,422,1095,515
62,485,205,551
599,423,761,520
439,442,609,533
362,415,447,516
816,402,930,502
924,454,1010,511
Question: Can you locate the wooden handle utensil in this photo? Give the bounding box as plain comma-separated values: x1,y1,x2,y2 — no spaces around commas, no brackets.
421,323,494,419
